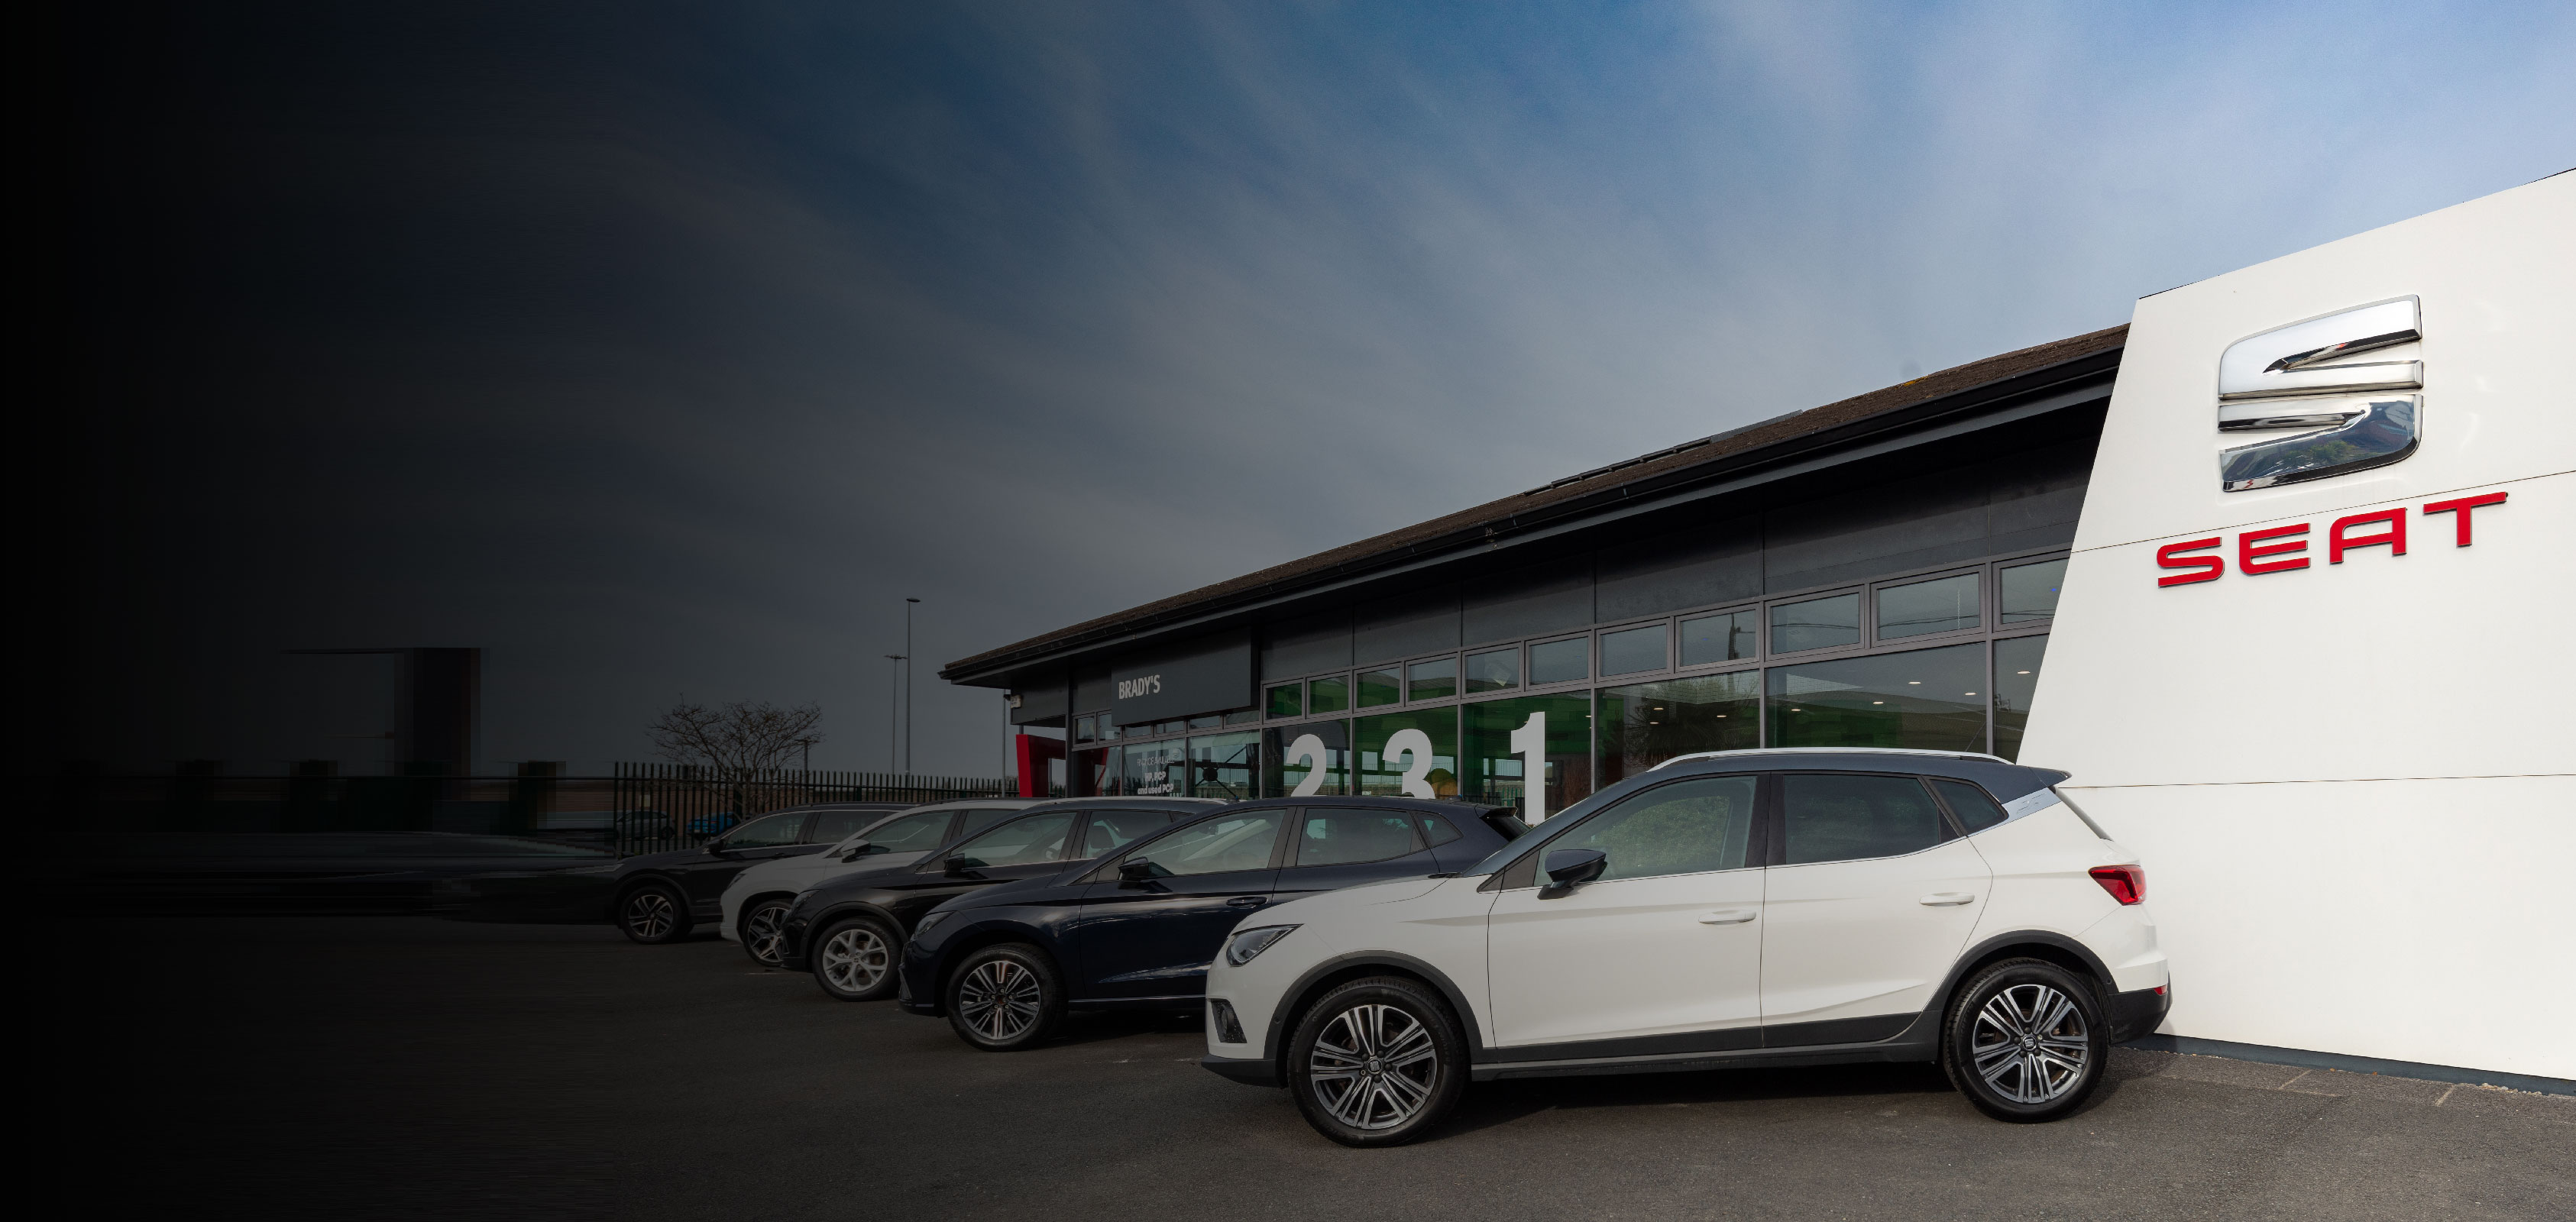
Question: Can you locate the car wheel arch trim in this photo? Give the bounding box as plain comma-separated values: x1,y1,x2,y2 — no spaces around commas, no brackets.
1930,929,2118,1025
1264,951,1487,1075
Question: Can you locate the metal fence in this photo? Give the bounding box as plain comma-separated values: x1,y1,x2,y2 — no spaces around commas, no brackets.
606,763,1014,856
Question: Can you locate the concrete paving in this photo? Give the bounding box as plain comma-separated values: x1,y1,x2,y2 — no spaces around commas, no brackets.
63,918,2572,1221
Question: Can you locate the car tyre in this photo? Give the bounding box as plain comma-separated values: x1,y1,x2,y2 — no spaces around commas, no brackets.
1941,958,2108,1123
739,898,794,968
945,943,1065,1051
617,881,692,944
812,915,902,1002
1287,976,1468,1148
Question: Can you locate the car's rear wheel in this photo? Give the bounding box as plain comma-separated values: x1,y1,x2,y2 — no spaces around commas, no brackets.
1287,976,1467,1147
739,898,793,968
812,916,901,1001
1942,958,2107,1122
945,944,1063,1051
617,882,691,944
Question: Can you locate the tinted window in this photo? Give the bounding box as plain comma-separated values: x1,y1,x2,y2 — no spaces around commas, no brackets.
956,807,1021,836
1878,574,1979,638
810,809,889,844
1771,593,1861,653
1406,658,1457,702
1679,609,1757,666
1599,625,1667,677
1419,813,1463,848
1998,559,2066,623
948,813,1078,868
1546,774,1759,882
861,810,956,852
1083,810,1173,856
1357,668,1401,708
1528,637,1589,684
1930,779,2010,833
1267,684,1303,718
1121,810,1284,878
1296,810,1422,867
1464,648,1519,693
1781,774,1947,864
723,813,805,849
1309,676,1350,714
1766,642,1986,752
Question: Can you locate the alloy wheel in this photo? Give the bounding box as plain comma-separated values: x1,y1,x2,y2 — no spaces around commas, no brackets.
1971,982,2091,1105
625,891,676,940
956,959,1043,1041
1308,1004,1438,1131
743,904,789,966
820,925,891,995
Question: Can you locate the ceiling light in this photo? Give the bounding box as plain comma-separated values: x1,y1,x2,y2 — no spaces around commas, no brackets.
1908,681,1922,685
2017,670,2031,674
1872,700,1885,705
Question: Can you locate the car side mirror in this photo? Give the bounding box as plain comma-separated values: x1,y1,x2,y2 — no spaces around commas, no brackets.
943,852,972,877
840,841,872,862
703,840,730,858
1544,849,1607,889
1117,858,1157,882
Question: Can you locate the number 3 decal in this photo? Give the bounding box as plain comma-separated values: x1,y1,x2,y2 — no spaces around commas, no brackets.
1381,729,1438,799
1285,733,1330,797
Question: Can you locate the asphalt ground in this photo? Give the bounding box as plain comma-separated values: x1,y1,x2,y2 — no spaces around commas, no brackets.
55,917,2573,1221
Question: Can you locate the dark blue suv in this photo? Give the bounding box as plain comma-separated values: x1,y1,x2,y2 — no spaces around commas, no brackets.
898,797,1527,1051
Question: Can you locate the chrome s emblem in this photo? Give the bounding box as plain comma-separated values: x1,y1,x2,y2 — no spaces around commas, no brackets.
2215,297,2422,491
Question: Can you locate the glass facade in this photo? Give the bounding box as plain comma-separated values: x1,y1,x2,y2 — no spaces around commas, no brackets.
1119,739,1187,795
1529,636,1590,685
1186,731,1259,800
1768,642,1986,752
1459,695,1593,823
1263,720,1349,796
1354,709,1459,798
1999,559,2066,623
1679,609,1756,666
1772,593,1862,653
1309,675,1349,714
1599,624,1668,677
1406,657,1458,702
1598,671,1759,787
1877,573,1979,638
1464,648,1519,693
1992,634,2049,762
1357,668,1401,708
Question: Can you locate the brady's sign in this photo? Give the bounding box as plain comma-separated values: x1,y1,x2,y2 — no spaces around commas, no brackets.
1108,632,1251,726
2155,491,2506,586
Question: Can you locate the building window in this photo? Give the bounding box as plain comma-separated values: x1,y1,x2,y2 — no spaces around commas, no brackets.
1599,623,1668,677
1598,672,1759,787
1262,720,1349,796
1679,609,1757,667
1357,668,1402,708
1354,710,1458,798
1075,715,1097,742
1770,592,1862,653
1998,559,2066,623
1187,731,1260,800
1406,656,1458,702
1766,642,1986,752
1121,739,1187,795
1267,684,1303,719
1528,636,1590,685
1459,695,1592,823
1877,573,1979,639
1464,648,1519,693
1992,634,2049,761
1309,675,1350,714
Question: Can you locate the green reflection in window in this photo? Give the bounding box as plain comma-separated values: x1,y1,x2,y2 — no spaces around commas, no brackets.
1187,731,1260,800
1464,648,1519,693
1354,709,1458,798
1357,668,1402,708
1267,684,1303,718
1309,676,1349,714
1992,634,2048,762
1406,657,1457,702
1598,672,1759,788
1766,642,1985,752
1262,720,1348,797
1528,637,1590,685
1679,610,1757,666
1460,695,1592,823
1999,560,2066,623
1879,574,1979,638
1224,709,1260,726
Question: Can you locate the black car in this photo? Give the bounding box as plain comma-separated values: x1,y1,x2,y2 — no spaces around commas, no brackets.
444,801,911,942
898,797,1527,1050
778,797,1222,1001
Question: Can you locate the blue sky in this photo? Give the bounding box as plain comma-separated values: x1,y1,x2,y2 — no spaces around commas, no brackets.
78,1,2574,774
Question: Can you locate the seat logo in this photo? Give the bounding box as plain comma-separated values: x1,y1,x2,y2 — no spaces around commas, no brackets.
2214,297,2421,491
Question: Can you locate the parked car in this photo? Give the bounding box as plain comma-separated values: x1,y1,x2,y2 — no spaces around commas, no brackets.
444,802,909,942
899,797,1528,1052
720,798,1040,966
777,798,1222,1001
1195,748,2170,1146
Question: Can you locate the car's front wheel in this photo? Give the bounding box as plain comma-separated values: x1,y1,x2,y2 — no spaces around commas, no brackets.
617,882,691,944
1287,976,1467,1147
945,944,1064,1051
739,898,793,968
812,916,901,1001
1941,958,2108,1123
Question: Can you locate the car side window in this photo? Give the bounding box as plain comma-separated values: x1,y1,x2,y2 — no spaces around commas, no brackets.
1118,810,1285,878
1417,813,1464,848
1082,810,1174,856
956,807,1021,836
1927,779,2011,834
1294,810,1423,867
1780,774,1949,865
947,812,1079,868
1540,774,1759,883
808,809,885,843
721,813,804,849
859,810,954,852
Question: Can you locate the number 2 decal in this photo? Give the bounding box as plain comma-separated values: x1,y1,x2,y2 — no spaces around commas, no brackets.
1285,733,1330,797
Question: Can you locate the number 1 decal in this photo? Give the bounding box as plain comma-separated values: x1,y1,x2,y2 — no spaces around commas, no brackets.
1284,733,1330,797
1508,711,1547,822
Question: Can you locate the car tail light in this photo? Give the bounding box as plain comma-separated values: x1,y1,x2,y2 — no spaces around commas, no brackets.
2089,865,2145,905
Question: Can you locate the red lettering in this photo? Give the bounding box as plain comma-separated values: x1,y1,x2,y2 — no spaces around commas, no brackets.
2239,524,2309,575
2328,509,2406,564
2155,538,2224,587
2422,491,2508,546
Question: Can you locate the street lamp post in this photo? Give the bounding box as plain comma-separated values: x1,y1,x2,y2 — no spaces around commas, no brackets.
883,654,905,772
904,597,921,774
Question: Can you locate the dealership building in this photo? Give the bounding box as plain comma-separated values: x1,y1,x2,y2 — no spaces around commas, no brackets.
944,173,2572,1088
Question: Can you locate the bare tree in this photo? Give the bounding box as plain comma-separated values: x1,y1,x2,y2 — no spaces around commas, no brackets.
646,699,824,782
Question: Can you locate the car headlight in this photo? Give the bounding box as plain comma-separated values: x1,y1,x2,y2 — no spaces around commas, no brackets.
911,910,955,939
1225,924,1299,966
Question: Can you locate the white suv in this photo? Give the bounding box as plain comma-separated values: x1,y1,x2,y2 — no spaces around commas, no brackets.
1201,749,2167,1146
720,800,1037,965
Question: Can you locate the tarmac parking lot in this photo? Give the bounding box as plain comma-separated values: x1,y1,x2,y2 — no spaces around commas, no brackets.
73,917,2572,1221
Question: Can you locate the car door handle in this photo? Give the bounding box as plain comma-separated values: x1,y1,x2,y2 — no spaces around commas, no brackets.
1920,893,1977,906
1227,896,1268,908
1697,909,1756,924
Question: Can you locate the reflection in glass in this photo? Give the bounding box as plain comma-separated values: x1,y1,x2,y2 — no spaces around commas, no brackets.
1070,746,1112,796
1878,574,1979,638
1156,720,1187,736
1261,720,1348,797
1464,648,1519,693
1999,559,2066,623
1187,714,1221,730
1224,709,1260,726
1356,668,1401,708
1460,695,1592,823
1600,625,1668,677
1766,642,1985,752
1992,634,2048,762
1597,672,1759,788
1528,637,1590,685
1354,709,1458,798
1124,810,1284,878
1406,657,1458,702
1309,676,1349,714
1119,739,1189,796
1771,593,1862,653
1679,609,1757,666
1780,773,1946,864
1267,684,1303,718
1187,731,1260,800
1076,716,1096,742
1546,774,1759,881
1295,811,1423,866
